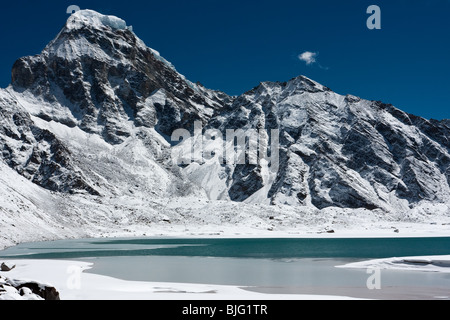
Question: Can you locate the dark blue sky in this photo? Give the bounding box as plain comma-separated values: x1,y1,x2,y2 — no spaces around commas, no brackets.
1,0,449,120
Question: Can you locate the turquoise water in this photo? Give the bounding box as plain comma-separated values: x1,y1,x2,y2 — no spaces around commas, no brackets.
2,237,450,260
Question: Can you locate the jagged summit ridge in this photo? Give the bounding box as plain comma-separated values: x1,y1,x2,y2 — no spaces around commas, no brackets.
66,10,129,31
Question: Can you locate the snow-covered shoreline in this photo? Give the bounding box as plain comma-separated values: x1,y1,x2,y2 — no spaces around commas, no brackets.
0,259,361,300
2,222,449,252
2,218,450,252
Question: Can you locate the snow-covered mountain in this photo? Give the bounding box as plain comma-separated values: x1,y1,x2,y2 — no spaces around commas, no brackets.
198,77,450,212
1,10,449,247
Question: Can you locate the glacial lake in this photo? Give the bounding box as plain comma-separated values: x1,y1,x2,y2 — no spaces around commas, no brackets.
1,237,450,299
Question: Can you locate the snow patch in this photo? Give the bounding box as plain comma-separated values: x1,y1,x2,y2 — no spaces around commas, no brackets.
67,10,128,31
337,255,450,273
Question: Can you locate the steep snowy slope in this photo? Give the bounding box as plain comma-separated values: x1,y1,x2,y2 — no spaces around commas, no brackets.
0,89,99,195
0,159,78,248
4,10,223,198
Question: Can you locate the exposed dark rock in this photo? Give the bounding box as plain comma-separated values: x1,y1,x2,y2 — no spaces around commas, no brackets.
229,164,264,202
1,262,15,272
16,282,60,301
0,98,100,196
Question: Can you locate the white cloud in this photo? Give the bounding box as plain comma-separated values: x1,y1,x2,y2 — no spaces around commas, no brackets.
298,51,317,65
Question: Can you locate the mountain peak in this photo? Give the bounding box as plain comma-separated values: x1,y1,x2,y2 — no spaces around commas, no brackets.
10,9,230,145
288,75,331,92
66,9,129,31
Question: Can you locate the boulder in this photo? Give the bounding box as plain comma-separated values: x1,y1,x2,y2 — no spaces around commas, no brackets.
16,282,60,300
1,262,16,272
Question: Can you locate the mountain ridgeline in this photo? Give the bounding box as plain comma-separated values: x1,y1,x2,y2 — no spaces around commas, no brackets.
1,9,449,215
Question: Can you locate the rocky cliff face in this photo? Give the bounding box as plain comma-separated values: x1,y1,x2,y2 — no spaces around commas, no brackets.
0,91,99,195
1,9,449,215
10,10,231,145
182,76,450,212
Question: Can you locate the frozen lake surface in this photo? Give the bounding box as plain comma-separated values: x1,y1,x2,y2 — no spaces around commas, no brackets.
1,237,450,299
